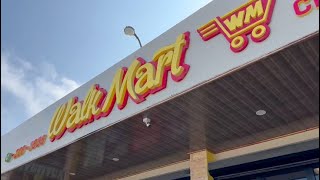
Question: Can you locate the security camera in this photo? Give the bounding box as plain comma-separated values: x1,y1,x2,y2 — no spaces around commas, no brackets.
143,117,151,127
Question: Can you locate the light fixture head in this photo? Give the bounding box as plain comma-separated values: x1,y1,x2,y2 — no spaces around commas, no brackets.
69,172,76,176
256,110,267,116
112,157,120,162
143,117,151,127
124,26,136,36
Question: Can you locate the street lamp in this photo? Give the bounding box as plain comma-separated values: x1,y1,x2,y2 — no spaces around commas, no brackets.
124,26,142,48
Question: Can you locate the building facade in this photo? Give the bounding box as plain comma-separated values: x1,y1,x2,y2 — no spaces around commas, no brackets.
1,0,319,179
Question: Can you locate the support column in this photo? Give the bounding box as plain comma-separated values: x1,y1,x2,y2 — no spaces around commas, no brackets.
63,142,83,180
189,150,215,180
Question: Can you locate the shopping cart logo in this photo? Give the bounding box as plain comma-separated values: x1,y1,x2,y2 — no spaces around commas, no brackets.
197,0,276,53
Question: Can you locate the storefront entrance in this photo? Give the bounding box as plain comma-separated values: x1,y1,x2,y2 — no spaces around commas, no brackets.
176,149,319,180
212,149,319,180
219,167,319,180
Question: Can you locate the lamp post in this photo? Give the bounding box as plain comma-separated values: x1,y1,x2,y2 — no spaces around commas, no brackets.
124,26,142,48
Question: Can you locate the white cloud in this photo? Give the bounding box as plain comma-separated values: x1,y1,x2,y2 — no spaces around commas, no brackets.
1,52,81,133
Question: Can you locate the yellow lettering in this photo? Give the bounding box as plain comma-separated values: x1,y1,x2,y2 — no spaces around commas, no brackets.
48,32,191,141
135,63,156,95
101,60,141,111
48,98,74,140
91,90,103,116
153,51,173,89
66,101,81,131
80,86,98,122
153,45,174,61
48,105,65,141
224,11,245,32
126,60,142,102
152,33,189,82
171,34,188,77
244,0,264,24
53,103,67,136
79,85,105,125
108,68,128,109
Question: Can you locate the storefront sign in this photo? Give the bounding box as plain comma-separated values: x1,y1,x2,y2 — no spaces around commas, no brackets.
3,0,319,173
197,0,276,52
293,0,319,17
48,32,191,142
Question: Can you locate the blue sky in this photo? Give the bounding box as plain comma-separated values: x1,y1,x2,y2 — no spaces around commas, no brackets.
1,0,212,135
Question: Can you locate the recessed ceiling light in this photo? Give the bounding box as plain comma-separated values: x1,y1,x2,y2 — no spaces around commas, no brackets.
112,158,120,162
69,172,76,176
256,110,267,116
